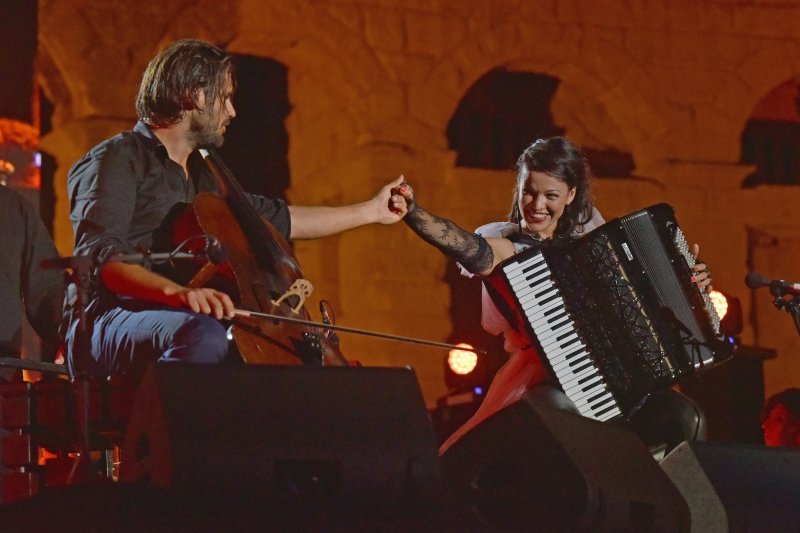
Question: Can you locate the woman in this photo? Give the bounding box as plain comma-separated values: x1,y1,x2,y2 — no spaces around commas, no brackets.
398,137,712,454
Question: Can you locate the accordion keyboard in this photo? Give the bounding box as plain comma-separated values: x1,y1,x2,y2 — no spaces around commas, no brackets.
503,251,623,421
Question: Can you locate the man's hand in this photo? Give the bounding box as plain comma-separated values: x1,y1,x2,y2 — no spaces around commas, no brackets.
288,175,411,239
102,262,235,319
371,175,409,224
168,287,235,319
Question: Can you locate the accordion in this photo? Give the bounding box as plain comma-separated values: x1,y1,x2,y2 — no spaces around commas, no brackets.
485,204,734,421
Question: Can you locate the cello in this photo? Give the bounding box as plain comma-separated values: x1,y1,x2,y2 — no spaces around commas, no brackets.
164,148,347,367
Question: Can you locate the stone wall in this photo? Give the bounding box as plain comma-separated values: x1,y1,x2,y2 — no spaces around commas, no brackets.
38,0,800,405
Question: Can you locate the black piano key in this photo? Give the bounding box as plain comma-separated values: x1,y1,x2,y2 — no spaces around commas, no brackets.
548,317,571,331
543,304,565,317
580,378,602,393
570,361,593,373
560,336,581,349
524,264,549,280
585,391,607,403
534,285,556,299
594,402,619,418
564,348,585,361
556,329,575,342
519,258,545,275
540,293,560,306
556,330,576,342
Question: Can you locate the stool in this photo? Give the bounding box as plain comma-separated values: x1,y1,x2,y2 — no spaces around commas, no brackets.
0,374,140,503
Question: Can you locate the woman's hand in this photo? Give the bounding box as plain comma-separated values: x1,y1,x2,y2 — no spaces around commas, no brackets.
392,174,416,215
691,243,713,293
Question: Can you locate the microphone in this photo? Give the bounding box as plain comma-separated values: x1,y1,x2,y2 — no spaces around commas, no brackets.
745,272,800,296
319,300,339,343
187,235,228,288
205,236,228,265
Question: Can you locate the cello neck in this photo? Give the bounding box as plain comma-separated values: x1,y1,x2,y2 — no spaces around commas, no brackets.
197,148,301,272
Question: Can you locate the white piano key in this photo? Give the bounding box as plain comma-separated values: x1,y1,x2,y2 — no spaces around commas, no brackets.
587,397,619,416
531,312,571,333
564,375,603,397
555,362,597,386
548,331,581,350
588,395,617,410
551,347,589,366
521,294,563,315
555,365,594,383
508,260,550,280
512,278,553,299
573,390,613,409
503,253,545,274
514,280,555,301
597,407,622,420
573,392,615,414
535,322,575,344
555,365,597,388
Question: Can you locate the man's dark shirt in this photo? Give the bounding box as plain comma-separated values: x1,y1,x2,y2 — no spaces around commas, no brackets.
67,121,291,316
0,186,64,374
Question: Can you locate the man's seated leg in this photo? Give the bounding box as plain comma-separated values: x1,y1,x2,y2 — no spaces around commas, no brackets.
91,302,229,375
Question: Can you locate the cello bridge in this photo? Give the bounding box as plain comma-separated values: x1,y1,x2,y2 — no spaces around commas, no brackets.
271,279,314,314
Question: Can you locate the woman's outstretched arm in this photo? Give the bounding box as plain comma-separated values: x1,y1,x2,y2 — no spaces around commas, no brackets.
397,180,512,276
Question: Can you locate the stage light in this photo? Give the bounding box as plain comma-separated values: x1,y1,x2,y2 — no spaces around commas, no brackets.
709,290,729,319
709,289,743,336
444,342,489,393
447,343,478,375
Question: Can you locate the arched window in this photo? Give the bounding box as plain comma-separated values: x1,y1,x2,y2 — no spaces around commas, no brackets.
217,55,291,200
447,69,564,170
741,79,800,188
447,69,634,177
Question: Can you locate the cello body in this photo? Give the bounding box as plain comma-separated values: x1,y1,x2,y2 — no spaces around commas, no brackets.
160,151,346,367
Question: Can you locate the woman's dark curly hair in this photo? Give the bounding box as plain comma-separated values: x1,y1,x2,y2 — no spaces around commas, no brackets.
508,137,595,238
135,39,235,128
761,387,800,423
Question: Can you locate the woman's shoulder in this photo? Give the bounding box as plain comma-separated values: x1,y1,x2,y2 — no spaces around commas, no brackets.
475,221,517,239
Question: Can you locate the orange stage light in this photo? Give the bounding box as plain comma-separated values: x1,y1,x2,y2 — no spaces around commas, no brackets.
447,343,478,375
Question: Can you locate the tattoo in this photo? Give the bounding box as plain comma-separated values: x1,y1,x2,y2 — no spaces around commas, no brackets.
404,205,494,273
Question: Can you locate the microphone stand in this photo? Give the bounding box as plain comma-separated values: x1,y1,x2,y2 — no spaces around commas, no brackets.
770,286,800,337
40,245,211,485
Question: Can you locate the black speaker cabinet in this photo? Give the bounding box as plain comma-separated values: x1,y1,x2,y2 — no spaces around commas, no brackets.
660,441,800,532
120,364,440,510
440,396,690,532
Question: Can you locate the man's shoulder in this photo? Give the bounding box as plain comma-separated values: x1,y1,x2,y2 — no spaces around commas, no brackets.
0,186,29,216
68,127,149,178
85,129,145,157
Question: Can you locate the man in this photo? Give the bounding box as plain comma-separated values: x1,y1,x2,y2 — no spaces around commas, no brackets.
762,388,800,448
66,39,407,375
0,160,13,186
0,180,64,382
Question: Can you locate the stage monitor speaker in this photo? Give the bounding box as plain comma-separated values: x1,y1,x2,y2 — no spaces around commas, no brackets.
120,364,440,510
660,441,800,532
440,396,690,532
